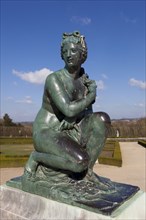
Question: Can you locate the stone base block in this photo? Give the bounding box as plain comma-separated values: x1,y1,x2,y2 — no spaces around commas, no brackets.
0,185,145,220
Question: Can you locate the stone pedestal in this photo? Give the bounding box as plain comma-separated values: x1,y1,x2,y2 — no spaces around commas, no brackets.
0,185,145,220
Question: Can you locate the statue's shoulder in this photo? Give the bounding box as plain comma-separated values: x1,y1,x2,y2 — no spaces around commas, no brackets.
45,69,64,86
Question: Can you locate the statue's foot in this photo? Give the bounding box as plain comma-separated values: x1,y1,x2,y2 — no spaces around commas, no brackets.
23,168,36,181
84,171,115,192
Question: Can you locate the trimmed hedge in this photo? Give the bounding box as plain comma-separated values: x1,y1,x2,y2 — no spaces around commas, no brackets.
0,141,34,168
0,155,28,168
98,141,122,167
0,137,33,145
0,139,122,168
138,140,146,148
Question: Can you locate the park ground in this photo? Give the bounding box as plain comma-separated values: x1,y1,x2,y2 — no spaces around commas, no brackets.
0,142,145,192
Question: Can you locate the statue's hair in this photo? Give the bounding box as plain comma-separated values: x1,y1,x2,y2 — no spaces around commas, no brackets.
61,31,88,64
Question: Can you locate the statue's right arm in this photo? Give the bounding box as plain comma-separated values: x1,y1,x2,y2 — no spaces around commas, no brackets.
45,74,96,118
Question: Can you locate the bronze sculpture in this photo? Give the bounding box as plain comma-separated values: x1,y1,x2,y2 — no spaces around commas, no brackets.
7,31,139,216
25,31,111,183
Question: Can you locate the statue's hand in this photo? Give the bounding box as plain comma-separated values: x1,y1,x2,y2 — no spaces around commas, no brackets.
86,80,97,94
59,118,79,132
81,74,97,93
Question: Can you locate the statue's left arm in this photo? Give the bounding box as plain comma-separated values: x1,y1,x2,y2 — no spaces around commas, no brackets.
45,73,96,118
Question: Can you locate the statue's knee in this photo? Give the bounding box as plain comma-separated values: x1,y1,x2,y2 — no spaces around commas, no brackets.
75,154,89,172
95,112,111,126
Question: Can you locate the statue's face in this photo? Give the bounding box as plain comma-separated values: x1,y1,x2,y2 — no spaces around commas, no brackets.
62,42,82,69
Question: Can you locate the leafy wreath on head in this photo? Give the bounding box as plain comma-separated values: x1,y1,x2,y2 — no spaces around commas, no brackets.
61,31,88,64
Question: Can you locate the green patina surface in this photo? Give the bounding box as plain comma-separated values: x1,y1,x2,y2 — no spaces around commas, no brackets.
5,31,139,216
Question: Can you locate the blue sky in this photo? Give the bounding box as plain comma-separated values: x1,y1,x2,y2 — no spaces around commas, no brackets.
1,0,145,122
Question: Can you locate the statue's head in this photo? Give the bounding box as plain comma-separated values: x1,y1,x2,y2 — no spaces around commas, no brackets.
61,31,88,64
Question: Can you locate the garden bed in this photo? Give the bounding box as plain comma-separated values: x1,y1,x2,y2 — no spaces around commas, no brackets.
98,141,122,167
138,140,146,148
0,137,33,145
0,143,34,168
0,139,122,168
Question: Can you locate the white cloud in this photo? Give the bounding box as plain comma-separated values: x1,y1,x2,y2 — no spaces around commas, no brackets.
71,16,91,25
15,96,33,104
129,78,146,89
134,103,145,108
96,80,105,90
13,68,53,84
101,74,108,79
120,12,137,24
6,96,14,100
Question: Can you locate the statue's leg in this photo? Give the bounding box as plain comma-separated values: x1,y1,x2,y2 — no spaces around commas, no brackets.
79,112,114,189
25,130,89,175
80,112,110,171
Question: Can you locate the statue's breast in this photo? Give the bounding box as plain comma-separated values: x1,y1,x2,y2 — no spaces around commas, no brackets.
72,79,87,100
63,77,87,101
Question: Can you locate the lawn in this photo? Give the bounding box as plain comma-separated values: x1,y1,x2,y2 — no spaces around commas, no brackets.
0,138,122,168
0,140,34,168
0,137,33,145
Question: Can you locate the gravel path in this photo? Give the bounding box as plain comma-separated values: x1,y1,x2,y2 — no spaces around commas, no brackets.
0,142,145,191
94,142,146,191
